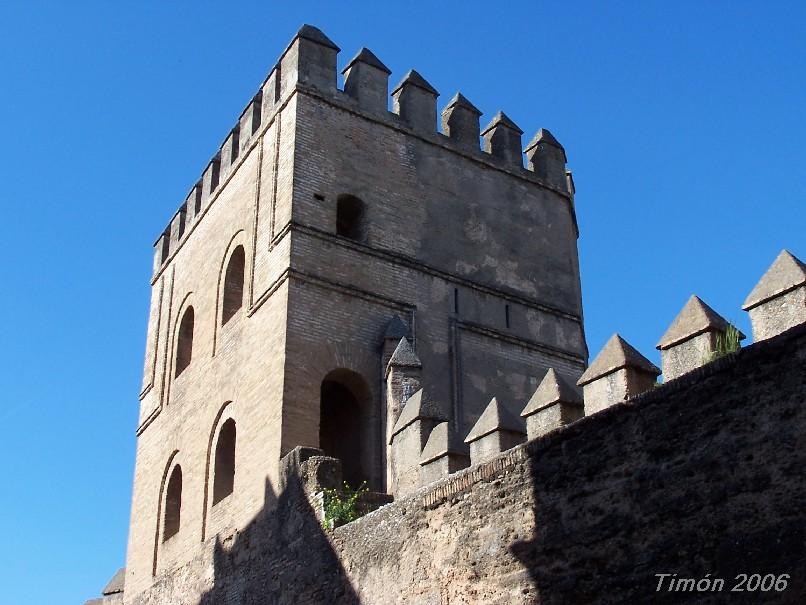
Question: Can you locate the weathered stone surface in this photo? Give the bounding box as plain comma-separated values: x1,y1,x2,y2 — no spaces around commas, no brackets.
386,337,421,369
441,92,482,151
578,333,660,385
578,334,659,415
123,23,586,601
389,389,445,496
521,368,581,414
125,326,806,604
419,421,470,486
657,295,744,380
481,111,524,166
390,389,445,439
657,295,732,349
391,69,439,133
342,47,390,115
521,368,583,439
342,47,390,74
524,128,568,191
465,397,526,463
744,250,806,341
743,249,806,310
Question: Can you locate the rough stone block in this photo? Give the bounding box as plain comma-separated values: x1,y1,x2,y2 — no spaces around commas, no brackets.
743,250,806,341
578,334,660,415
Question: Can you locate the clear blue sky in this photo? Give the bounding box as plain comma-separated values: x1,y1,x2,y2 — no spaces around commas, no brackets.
0,2,803,603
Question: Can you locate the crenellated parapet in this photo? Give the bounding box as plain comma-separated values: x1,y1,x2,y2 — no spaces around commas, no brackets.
151,24,572,277
381,248,806,496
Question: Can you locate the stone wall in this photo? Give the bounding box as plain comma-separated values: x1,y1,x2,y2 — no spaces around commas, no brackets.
125,324,806,604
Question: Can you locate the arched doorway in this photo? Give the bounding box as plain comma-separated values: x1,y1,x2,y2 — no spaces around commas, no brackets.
320,369,371,489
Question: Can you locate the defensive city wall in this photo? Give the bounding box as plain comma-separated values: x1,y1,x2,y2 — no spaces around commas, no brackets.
84,23,806,605
88,247,806,603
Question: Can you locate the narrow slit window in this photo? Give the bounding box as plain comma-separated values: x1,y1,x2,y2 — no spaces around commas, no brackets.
163,465,182,541
505,304,511,328
213,419,236,505
175,306,194,377
453,288,459,314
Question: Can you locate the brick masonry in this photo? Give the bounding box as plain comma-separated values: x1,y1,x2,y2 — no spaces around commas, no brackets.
122,323,806,604
122,25,587,600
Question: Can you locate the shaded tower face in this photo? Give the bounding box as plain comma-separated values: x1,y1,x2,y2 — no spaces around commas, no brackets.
125,24,587,600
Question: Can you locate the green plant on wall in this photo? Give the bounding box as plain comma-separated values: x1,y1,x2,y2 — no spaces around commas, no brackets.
322,481,368,529
706,323,742,362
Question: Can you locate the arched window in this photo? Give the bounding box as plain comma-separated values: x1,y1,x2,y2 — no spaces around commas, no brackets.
163,465,182,541
212,419,236,505
221,246,245,326
175,306,194,377
336,194,365,241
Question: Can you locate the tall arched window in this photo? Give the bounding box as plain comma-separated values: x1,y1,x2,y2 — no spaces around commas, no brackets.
163,465,182,541
336,194,365,241
175,306,194,377
221,246,245,326
212,419,236,505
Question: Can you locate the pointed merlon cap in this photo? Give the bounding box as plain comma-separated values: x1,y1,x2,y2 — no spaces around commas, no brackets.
464,397,526,443
341,47,391,74
293,24,340,51
657,295,744,349
577,334,660,387
521,369,582,417
743,250,806,310
102,568,125,595
420,422,469,464
391,389,446,440
524,128,565,154
480,111,523,136
384,315,410,340
444,92,481,115
387,337,421,368
391,69,439,96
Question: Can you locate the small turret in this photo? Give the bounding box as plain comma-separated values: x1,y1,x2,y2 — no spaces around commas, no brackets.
481,111,523,168
657,295,744,380
577,334,660,415
441,92,481,151
391,70,439,134
385,337,422,490
385,336,422,425
524,128,567,191
464,397,526,464
520,369,583,439
279,24,340,98
743,250,806,341
342,47,391,116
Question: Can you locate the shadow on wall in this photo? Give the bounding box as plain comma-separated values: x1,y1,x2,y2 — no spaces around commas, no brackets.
511,326,806,605
198,454,360,605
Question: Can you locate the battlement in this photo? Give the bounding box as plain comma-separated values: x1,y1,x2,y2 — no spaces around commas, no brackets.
151,24,572,277
383,249,806,498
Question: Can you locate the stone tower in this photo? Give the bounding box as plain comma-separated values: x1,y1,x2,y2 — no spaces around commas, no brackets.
123,25,587,599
